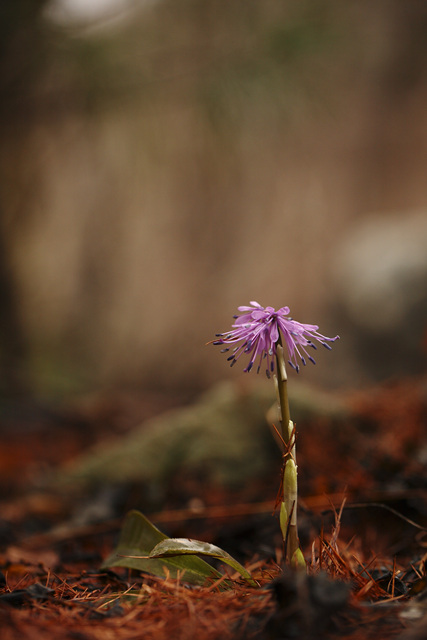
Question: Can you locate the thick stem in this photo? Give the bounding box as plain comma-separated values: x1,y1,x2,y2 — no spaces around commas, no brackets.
275,343,291,445
282,459,300,565
275,342,305,569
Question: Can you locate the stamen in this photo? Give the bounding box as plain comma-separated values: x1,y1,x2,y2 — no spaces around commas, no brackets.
321,342,332,350
220,348,229,353
309,356,316,364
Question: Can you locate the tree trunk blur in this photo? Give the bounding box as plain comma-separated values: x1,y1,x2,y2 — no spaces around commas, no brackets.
0,0,50,394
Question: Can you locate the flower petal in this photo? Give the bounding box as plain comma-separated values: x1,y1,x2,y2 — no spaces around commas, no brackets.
212,303,338,376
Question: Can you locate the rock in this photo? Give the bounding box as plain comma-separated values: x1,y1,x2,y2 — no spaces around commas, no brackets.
264,570,351,639
42,379,349,491
332,210,427,381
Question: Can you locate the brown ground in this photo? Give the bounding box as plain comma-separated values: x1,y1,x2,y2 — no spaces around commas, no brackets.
1,378,427,639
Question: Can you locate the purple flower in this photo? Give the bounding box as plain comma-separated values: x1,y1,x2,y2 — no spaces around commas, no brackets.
212,301,339,376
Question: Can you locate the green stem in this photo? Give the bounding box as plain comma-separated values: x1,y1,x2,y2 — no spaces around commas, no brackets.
275,342,291,445
275,341,305,570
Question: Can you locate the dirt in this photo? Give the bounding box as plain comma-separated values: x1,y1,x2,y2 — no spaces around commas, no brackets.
1,378,427,639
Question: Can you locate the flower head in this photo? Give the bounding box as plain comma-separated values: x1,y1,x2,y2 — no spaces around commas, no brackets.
212,301,339,376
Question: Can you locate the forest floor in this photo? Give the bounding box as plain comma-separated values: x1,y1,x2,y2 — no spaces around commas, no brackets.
1,377,427,639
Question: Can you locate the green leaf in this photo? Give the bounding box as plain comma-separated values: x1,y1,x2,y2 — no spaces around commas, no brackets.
279,501,288,541
101,510,222,586
291,548,306,571
149,538,258,587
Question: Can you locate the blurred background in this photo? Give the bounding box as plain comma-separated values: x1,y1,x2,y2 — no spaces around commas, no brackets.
1,0,427,403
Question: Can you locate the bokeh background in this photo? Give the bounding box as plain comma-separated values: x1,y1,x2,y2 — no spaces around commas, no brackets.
1,0,427,403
